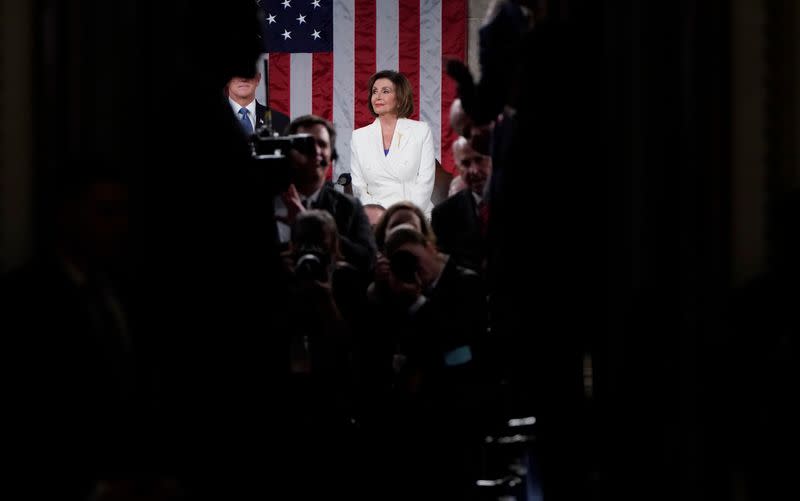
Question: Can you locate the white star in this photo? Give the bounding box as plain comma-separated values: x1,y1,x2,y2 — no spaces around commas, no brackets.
281,29,292,40
296,13,306,24
266,13,276,24
311,29,321,40
281,0,291,8
311,0,321,8
255,0,261,5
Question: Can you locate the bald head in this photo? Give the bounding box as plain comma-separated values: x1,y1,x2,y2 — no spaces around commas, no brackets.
452,136,492,195
449,98,472,138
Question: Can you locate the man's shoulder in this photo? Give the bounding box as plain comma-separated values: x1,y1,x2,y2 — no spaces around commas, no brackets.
434,190,471,216
352,121,375,139
319,184,361,210
436,258,483,292
401,118,431,134
453,262,481,280
255,102,290,133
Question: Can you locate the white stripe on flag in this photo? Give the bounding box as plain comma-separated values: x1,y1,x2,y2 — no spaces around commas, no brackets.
256,53,268,105
420,0,442,161
290,53,313,117
333,0,355,178
376,1,399,72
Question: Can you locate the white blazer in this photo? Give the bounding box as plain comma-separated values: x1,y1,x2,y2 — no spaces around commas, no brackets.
349,118,435,216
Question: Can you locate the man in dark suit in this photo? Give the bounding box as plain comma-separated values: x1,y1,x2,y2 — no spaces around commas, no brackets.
431,135,493,272
379,224,489,498
227,71,290,135
275,114,376,276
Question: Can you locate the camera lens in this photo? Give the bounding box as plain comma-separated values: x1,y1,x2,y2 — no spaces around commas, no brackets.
389,250,418,283
295,253,327,282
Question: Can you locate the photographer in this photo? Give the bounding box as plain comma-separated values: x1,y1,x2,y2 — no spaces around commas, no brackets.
286,210,354,387
373,224,489,497
273,115,376,278
284,210,362,495
382,225,487,390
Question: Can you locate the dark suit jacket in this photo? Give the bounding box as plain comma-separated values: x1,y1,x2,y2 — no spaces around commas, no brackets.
1,257,141,438
431,189,485,273
406,259,487,374
415,259,488,365
256,102,290,135
313,184,377,276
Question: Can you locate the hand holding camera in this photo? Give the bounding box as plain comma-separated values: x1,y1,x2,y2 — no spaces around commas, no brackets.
387,249,423,302
292,246,336,308
294,247,331,283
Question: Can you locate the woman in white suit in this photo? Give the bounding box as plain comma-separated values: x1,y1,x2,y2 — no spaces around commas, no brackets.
350,70,435,217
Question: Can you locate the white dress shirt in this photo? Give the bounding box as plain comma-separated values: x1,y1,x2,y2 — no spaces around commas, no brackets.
273,187,323,244
229,98,257,131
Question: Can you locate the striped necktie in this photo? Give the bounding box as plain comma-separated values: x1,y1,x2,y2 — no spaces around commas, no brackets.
238,107,253,135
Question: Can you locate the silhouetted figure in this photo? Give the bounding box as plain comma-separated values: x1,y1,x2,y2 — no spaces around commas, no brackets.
283,210,364,497
131,1,294,497
1,164,142,497
447,2,598,499
370,224,489,499
725,188,800,501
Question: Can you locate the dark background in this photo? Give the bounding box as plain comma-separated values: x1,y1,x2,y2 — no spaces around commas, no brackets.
2,0,797,499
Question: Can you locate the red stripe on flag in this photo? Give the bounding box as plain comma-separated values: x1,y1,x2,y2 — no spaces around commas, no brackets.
354,0,376,130
269,53,291,117
312,53,334,122
312,52,334,180
440,0,467,174
399,0,421,121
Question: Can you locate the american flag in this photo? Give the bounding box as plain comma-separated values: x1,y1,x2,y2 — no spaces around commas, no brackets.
256,0,467,181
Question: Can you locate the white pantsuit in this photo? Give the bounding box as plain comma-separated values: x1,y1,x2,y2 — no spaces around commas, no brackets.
349,118,435,217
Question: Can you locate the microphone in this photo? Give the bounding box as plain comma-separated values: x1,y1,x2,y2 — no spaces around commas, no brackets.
337,173,351,186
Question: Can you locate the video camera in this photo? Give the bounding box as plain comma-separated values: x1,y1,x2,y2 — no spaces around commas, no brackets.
249,126,316,195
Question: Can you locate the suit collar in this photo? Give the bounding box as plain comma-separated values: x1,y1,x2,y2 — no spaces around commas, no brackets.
230,97,257,118
393,118,412,153
368,120,395,179
458,189,483,231
315,183,336,209
255,102,266,128
370,118,384,158
459,188,476,206
427,255,454,297
372,117,413,156
457,188,479,212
